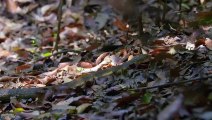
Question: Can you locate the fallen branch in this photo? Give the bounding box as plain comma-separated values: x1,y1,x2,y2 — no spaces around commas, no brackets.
129,75,212,91
0,54,149,102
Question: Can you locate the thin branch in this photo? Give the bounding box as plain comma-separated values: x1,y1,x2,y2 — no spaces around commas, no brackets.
129,75,212,91
53,0,64,51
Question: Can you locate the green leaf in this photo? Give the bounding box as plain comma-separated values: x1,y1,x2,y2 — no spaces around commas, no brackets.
76,67,84,72
42,52,52,57
68,107,77,114
53,32,57,39
31,39,37,46
198,17,212,25
142,92,153,104
53,113,61,120
13,108,25,113
181,3,190,10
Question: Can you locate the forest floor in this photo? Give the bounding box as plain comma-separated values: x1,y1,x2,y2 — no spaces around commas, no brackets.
0,0,212,119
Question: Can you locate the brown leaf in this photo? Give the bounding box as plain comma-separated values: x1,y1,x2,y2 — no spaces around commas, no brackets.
205,38,212,50
58,62,71,69
79,62,93,68
196,11,212,20
6,0,19,14
116,93,140,107
16,64,32,73
113,18,129,31
0,76,17,82
150,48,169,56
86,42,101,51
39,76,56,85
152,40,165,46
195,38,206,48
95,52,109,65
15,49,31,59
0,48,11,58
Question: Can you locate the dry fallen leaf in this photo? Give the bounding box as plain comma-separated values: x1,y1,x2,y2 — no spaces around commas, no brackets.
6,0,20,14
79,62,93,68
15,64,32,73
113,18,129,31
40,2,59,15
96,52,109,65
205,38,212,50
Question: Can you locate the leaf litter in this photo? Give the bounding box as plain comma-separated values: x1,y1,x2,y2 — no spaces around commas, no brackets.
0,0,211,119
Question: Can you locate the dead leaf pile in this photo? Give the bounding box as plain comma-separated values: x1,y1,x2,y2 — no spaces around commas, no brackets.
0,0,211,119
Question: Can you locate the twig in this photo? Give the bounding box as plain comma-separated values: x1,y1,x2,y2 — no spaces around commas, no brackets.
129,75,212,91
53,0,64,51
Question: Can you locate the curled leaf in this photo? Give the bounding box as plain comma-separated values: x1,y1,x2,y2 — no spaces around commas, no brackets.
76,103,91,114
